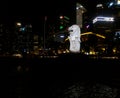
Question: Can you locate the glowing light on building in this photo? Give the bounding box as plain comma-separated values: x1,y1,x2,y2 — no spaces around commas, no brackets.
117,0,120,4
16,22,21,26
65,32,105,41
93,16,114,24
60,35,65,38
96,4,103,8
108,2,114,7
59,16,64,19
76,3,86,28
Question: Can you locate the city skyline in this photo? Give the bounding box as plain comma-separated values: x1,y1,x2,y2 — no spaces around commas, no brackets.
1,0,111,17
0,0,116,32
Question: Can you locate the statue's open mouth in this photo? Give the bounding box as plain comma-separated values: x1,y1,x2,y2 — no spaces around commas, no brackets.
69,30,73,32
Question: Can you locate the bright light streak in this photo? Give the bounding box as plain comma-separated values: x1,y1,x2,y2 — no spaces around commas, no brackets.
65,32,105,41
81,32,93,36
96,34,105,39
81,32,105,39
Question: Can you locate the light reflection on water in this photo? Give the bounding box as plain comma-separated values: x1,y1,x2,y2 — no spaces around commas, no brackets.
0,55,120,97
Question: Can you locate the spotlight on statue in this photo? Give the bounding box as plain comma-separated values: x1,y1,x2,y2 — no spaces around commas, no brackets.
68,24,81,53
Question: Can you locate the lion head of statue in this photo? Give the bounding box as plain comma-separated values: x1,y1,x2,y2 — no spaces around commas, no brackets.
68,24,81,41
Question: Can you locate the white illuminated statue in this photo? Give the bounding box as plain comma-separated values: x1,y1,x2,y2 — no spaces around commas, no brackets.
68,24,81,53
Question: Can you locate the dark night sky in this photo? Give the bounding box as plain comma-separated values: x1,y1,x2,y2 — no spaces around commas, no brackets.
0,0,111,31
2,0,109,16
0,0,110,18
1,0,111,14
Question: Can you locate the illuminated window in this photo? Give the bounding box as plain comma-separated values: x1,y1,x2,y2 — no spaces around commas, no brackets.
93,16,114,24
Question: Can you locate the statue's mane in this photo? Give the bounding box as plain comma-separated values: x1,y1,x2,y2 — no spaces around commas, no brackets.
68,24,81,37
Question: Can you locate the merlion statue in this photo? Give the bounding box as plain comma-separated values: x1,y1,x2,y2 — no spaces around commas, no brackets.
68,24,81,53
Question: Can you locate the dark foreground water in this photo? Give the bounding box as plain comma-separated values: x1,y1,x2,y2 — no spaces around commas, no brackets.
1,54,120,98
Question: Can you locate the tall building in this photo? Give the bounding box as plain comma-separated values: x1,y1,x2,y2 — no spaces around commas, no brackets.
13,22,33,54
89,0,120,54
76,3,86,28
